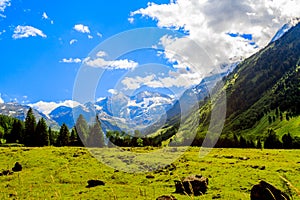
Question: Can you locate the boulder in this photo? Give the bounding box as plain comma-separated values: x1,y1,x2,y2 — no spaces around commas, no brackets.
146,175,155,179
0,170,13,176
175,174,208,196
251,180,290,200
156,195,177,200
12,162,22,172
86,180,105,188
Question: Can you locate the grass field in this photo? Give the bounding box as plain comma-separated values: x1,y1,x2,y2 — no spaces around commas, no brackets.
0,147,300,199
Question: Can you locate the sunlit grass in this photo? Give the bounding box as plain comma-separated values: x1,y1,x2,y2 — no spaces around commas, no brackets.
0,147,299,199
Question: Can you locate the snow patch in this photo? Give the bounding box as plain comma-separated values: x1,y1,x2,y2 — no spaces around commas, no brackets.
29,100,82,115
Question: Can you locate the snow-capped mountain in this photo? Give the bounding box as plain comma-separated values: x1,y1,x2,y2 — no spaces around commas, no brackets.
45,91,175,132
271,18,300,43
118,91,174,128
0,102,59,128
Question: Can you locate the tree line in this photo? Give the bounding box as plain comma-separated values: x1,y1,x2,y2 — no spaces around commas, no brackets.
169,129,300,149
0,108,105,147
1,108,299,149
105,124,179,147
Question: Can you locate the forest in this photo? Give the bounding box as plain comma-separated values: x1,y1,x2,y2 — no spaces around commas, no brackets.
1,107,300,149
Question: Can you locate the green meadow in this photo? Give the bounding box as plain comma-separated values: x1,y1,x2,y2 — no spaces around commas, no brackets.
1,147,300,199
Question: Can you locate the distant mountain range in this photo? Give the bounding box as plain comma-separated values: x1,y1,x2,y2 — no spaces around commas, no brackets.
48,90,175,132
0,103,59,129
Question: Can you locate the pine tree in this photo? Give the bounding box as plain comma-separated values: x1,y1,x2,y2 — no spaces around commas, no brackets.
233,134,239,148
36,118,49,146
265,129,282,149
24,108,36,146
48,127,55,145
69,127,83,146
239,136,247,148
75,114,89,143
56,123,69,147
87,116,105,147
282,133,293,149
268,116,272,124
256,139,263,150
7,120,24,143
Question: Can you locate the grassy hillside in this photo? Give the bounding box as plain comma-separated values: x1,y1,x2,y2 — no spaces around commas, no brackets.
159,24,300,145
1,147,300,199
240,111,300,141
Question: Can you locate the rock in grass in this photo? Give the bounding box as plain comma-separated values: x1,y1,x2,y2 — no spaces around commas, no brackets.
175,174,208,196
146,175,155,179
251,180,290,200
156,195,177,200
12,162,22,172
86,180,105,188
0,170,13,176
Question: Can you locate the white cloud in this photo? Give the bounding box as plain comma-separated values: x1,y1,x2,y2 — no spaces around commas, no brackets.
69,39,78,45
131,0,300,74
96,50,107,57
29,100,82,115
60,58,82,63
12,25,47,39
108,89,118,95
0,29,5,35
96,97,106,102
0,94,4,104
42,12,54,24
85,57,138,70
128,17,134,24
97,32,103,37
88,35,93,39
122,75,156,90
84,51,138,70
121,71,199,91
0,0,11,18
74,24,90,34
42,12,48,19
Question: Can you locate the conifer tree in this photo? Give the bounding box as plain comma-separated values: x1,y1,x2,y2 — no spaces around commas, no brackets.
282,133,293,149
239,136,247,148
24,108,36,146
7,120,24,143
48,127,55,146
57,123,69,147
87,116,105,147
264,129,282,149
36,118,49,146
75,114,89,143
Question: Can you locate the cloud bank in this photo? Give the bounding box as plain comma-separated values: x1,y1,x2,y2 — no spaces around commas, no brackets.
131,0,300,73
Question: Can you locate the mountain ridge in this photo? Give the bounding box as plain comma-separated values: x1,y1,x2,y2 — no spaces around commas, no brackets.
156,22,300,145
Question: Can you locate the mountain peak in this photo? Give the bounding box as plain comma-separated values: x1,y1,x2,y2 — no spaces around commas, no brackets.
271,17,300,43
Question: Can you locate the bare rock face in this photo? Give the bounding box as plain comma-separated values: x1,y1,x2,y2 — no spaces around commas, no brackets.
251,181,290,200
156,195,177,200
175,174,208,196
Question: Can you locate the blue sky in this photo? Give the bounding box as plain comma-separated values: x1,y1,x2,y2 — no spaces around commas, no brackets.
0,0,299,109
0,0,171,103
